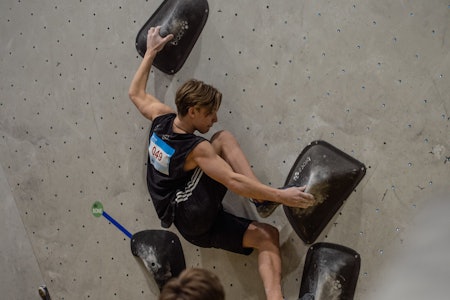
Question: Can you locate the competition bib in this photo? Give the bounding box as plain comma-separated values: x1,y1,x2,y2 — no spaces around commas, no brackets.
149,133,175,175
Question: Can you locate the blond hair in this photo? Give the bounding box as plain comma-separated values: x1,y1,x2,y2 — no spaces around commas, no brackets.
175,79,222,116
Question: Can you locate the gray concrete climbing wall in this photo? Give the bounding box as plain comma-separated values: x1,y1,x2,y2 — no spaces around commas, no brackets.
1,0,449,299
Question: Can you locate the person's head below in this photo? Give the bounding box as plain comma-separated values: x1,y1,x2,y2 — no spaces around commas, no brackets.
175,79,222,134
159,268,225,300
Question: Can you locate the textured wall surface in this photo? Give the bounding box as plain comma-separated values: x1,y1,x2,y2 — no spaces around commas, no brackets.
1,0,449,299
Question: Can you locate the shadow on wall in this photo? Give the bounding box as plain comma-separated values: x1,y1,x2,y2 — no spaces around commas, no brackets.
368,186,450,300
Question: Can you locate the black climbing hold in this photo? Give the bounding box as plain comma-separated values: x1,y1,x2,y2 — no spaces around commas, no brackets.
136,0,209,74
283,140,366,244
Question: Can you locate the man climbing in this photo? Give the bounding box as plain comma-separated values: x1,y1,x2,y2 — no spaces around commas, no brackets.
128,26,315,300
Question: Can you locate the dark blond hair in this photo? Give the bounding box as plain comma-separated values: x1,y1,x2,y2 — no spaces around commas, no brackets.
159,268,225,300
175,79,222,117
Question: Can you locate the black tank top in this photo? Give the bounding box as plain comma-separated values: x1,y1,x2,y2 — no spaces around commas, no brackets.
146,113,207,227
